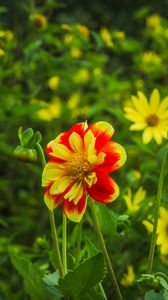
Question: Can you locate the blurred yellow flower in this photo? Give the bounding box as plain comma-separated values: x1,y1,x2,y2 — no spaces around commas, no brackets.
70,47,82,58
143,52,161,64
47,76,60,90
121,265,135,287
115,31,125,40
0,48,5,56
67,93,80,109
93,68,102,77
157,207,168,255
164,29,168,39
61,23,72,31
141,51,162,73
0,30,5,38
146,14,162,34
100,27,114,47
64,34,74,44
37,97,62,121
124,89,168,144
5,30,14,40
31,14,47,27
135,79,144,90
142,220,153,233
73,68,89,84
124,187,146,212
76,24,89,38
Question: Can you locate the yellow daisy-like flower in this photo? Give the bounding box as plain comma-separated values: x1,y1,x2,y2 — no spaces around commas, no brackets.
100,27,114,48
124,187,146,213
121,265,135,287
0,48,5,57
37,97,62,121
70,47,82,58
157,207,168,255
142,219,153,233
124,89,168,144
76,24,89,38
47,76,60,90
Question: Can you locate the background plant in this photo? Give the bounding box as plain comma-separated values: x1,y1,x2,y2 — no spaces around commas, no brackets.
1,0,168,299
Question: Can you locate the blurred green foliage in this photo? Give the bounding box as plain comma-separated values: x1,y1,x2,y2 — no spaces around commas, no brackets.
1,0,168,299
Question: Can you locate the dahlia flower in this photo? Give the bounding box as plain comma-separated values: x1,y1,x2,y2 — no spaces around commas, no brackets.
42,121,126,222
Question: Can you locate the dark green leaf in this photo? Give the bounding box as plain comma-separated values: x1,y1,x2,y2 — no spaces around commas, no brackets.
10,252,52,300
58,253,105,299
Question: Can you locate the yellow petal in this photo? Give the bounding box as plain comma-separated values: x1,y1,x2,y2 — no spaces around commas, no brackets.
64,181,83,203
130,123,146,131
84,130,95,152
153,130,162,144
84,172,97,187
91,121,114,138
158,96,168,112
50,143,73,160
50,176,71,195
137,91,150,111
142,127,152,144
131,95,149,116
42,163,65,187
150,89,160,112
69,132,83,152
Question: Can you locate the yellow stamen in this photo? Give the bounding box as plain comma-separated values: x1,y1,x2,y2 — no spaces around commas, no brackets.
65,152,91,181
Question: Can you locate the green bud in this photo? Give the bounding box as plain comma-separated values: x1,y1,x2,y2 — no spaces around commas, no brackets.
14,146,37,162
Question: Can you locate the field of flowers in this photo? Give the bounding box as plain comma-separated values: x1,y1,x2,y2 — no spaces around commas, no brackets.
1,1,168,299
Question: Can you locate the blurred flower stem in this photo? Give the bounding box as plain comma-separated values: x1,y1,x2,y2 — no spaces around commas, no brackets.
90,199,123,300
36,143,64,277
76,220,83,267
142,150,168,300
62,214,67,274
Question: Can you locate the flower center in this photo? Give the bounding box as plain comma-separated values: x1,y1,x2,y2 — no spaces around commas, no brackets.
146,114,159,127
66,152,91,181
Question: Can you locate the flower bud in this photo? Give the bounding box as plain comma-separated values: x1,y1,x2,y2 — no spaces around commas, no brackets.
14,146,37,163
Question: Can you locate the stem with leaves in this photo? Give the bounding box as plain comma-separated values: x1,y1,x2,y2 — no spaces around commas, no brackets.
142,150,168,300
36,143,64,277
90,199,123,300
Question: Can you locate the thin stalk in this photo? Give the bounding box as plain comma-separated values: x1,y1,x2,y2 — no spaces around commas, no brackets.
76,220,83,266
98,282,107,300
62,214,67,275
90,199,123,300
49,210,64,277
142,151,168,300
146,151,168,274
36,143,64,277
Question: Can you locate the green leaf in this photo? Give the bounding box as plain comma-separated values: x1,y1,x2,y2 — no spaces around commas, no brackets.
96,203,117,236
43,272,63,300
145,289,167,300
22,128,34,147
10,252,52,300
18,127,23,146
79,289,106,300
28,131,42,147
158,278,168,291
58,253,105,299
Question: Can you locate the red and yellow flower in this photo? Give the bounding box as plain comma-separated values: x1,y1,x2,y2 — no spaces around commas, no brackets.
42,121,126,222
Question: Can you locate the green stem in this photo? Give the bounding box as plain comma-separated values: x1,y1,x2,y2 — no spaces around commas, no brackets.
62,214,67,275
36,143,64,277
76,220,83,267
98,282,107,300
90,199,123,300
49,211,64,277
142,151,168,300
146,151,168,274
